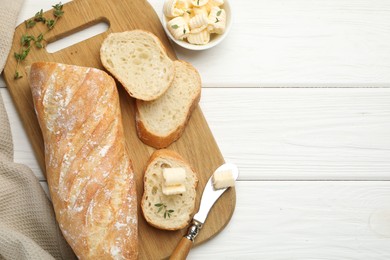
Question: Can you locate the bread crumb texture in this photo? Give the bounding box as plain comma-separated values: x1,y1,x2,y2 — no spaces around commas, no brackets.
100,30,175,101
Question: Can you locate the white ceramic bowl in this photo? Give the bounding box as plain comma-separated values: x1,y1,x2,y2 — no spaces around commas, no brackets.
162,0,232,51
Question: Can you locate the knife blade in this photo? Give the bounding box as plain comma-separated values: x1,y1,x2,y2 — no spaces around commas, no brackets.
169,163,239,260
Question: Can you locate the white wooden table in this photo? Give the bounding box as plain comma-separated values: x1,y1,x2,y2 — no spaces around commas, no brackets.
1,0,390,259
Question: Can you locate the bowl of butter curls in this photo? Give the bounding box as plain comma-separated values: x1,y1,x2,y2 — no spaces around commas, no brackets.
162,0,232,50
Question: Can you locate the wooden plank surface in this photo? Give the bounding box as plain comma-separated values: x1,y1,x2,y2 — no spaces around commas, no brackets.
2,87,390,181
1,0,235,259
201,88,390,180
189,181,390,259
2,0,390,259
36,180,390,259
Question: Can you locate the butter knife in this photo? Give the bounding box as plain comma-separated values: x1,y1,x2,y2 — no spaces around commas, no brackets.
169,163,239,260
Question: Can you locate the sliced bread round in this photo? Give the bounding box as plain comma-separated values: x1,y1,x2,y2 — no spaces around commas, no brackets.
141,149,198,230
135,60,201,148
100,30,175,101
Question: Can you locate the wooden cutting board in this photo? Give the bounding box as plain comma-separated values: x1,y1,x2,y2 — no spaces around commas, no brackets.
3,0,236,259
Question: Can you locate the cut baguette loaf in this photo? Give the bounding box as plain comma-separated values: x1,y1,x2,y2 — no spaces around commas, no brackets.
28,62,138,259
100,30,175,101
135,60,201,148
141,149,198,230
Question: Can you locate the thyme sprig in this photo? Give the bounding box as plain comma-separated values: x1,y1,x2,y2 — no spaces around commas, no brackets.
14,2,64,79
155,203,175,219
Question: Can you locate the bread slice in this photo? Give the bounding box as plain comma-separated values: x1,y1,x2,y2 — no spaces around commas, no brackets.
141,149,198,230
100,30,175,101
135,60,201,148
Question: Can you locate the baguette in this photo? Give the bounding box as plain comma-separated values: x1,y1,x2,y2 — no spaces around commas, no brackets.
135,60,201,148
28,62,138,259
141,149,198,230
100,30,175,101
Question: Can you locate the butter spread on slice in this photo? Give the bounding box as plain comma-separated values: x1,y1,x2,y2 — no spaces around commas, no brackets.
162,167,187,195
162,184,187,196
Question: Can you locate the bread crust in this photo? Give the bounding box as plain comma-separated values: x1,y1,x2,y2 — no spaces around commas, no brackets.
141,149,198,230
135,60,201,149
28,62,138,259
146,149,192,167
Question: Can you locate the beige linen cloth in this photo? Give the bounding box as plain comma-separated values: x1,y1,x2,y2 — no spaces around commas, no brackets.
0,0,75,259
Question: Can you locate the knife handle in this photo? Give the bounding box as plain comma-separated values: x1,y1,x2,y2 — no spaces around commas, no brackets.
170,220,203,260
169,237,193,260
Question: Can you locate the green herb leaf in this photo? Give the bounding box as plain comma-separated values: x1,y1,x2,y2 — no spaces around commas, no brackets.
155,203,165,213
14,2,65,80
217,10,222,16
46,19,56,29
197,0,200,5
14,52,20,61
34,9,45,22
35,41,43,48
21,47,31,60
25,19,36,28
167,209,174,218
37,33,44,42
21,35,35,47
53,3,64,18
52,2,64,11
14,47,30,61
54,9,64,18
14,71,22,79
52,2,64,18
171,24,179,29
215,17,220,23
155,202,174,218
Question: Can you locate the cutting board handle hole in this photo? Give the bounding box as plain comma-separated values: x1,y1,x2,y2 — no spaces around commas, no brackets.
46,20,109,53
